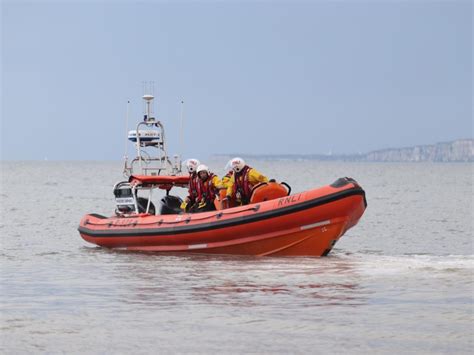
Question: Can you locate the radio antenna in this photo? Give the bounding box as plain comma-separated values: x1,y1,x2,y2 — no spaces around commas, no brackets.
151,81,155,116
123,100,131,177
179,100,184,164
125,100,130,159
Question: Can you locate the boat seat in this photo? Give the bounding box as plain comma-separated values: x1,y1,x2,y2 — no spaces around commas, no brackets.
250,182,290,204
159,195,183,215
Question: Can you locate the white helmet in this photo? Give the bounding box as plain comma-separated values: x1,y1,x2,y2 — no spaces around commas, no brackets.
230,157,245,173
184,158,200,173
197,164,210,174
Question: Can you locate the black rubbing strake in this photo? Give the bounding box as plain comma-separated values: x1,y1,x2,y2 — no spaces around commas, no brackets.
78,186,366,238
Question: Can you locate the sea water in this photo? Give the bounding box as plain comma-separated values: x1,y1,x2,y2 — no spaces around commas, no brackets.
0,160,472,353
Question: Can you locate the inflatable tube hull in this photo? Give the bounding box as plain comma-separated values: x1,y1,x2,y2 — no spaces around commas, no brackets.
78,179,367,257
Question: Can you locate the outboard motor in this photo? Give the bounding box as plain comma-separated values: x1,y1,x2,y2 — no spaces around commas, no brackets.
113,182,136,215
159,195,183,215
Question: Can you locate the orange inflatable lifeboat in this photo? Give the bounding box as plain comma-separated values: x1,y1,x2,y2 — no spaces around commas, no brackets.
78,176,367,257
77,92,367,256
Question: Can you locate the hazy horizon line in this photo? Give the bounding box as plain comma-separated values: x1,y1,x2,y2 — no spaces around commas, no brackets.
1,137,472,162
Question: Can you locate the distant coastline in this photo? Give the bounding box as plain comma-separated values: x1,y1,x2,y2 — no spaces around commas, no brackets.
214,139,474,163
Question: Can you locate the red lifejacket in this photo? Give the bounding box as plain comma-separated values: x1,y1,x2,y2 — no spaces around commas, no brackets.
233,165,252,203
197,173,217,202
188,172,199,202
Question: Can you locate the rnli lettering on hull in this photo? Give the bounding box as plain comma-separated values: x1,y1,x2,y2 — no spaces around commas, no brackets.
278,194,302,207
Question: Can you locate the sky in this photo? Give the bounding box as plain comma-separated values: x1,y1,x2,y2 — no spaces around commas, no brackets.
1,0,472,160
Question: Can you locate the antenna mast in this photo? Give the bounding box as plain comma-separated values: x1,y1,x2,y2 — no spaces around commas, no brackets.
124,82,175,176
125,100,130,159
179,100,184,163
122,100,131,177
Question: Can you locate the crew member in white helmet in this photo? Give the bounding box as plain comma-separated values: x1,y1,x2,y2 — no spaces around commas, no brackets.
190,164,221,213
225,157,269,205
181,158,200,211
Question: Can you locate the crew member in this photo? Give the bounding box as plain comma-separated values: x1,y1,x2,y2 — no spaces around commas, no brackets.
226,157,269,205
217,163,234,209
181,158,200,211
191,164,221,213
220,169,234,190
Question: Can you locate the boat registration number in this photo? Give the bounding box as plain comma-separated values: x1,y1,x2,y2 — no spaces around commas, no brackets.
116,197,135,205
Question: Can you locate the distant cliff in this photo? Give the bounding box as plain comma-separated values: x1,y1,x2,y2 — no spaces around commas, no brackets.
364,139,473,162
215,139,474,162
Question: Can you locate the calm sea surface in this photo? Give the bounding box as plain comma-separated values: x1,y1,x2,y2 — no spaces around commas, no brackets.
1,160,472,354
